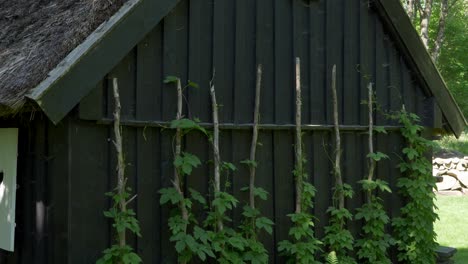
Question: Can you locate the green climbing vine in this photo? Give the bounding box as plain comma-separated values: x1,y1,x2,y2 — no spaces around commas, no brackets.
354,83,394,264
97,78,142,264
161,73,273,263
277,58,322,264
159,77,214,263
392,108,438,264
237,65,274,264
322,65,355,264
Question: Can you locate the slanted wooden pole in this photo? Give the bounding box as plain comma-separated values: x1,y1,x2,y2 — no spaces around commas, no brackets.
331,65,344,210
210,73,223,231
249,64,262,209
112,78,127,249
366,82,375,204
173,78,189,223
295,58,303,214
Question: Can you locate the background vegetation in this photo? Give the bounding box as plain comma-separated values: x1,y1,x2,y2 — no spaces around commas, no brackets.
401,0,468,118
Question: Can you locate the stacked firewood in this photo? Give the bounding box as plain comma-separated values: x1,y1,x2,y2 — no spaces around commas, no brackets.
433,157,468,192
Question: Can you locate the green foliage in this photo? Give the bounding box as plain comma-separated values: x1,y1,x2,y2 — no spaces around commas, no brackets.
355,111,394,263
97,188,142,264
355,194,394,264
325,251,338,264
431,0,468,118
434,131,468,155
174,152,202,176
170,118,207,136
278,157,322,264
160,181,215,263
402,0,468,117
323,184,356,264
159,151,213,263
392,110,438,264
97,245,142,264
238,158,274,264
366,152,389,161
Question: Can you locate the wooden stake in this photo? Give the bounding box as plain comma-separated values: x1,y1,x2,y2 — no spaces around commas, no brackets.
210,73,223,231
295,58,303,214
173,78,189,223
249,64,262,209
331,65,344,210
112,78,126,248
367,82,375,204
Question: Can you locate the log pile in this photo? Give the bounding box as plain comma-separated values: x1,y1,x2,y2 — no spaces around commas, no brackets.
433,157,468,193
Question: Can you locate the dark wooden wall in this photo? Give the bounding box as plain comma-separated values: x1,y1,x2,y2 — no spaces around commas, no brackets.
4,0,437,263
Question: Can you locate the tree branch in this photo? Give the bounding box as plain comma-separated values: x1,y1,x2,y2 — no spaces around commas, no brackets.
210,71,223,231
112,77,127,249
249,65,262,210
294,58,303,214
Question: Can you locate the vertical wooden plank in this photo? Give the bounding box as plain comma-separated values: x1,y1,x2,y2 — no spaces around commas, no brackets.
108,51,137,120
274,0,293,124
293,0,310,123
359,1,376,125
47,119,70,263
342,132,362,238
79,81,105,120
234,0,256,124
220,131,236,223
312,131,332,239
212,0,236,123
187,0,213,122
383,132,404,219
255,130,275,257
136,25,164,121
231,131,249,224
309,1,326,124
163,1,188,122
32,119,47,264
375,22,390,125
256,0,275,124
122,127,138,249
343,0,360,125
68,120,109,264
401,59,417,113
326,0,343,124
389,44,402,113
159,129,176,263
135,128,161,263
273,130,294,262
184,131,210,224
17,118,39,263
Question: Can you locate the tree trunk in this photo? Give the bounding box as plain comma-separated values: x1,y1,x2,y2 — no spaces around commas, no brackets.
431,0,449,62
420,0,434,48
406,0,416,21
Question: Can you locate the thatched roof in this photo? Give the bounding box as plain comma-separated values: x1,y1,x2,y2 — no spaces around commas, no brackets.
0,0,125,112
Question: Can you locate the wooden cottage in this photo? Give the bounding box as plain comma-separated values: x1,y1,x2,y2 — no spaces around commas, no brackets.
0,0,465,263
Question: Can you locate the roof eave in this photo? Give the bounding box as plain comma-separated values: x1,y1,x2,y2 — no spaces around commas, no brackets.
27,0,181,124
373,0,467,138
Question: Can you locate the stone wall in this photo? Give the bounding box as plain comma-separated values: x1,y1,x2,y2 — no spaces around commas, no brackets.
434,157,468,193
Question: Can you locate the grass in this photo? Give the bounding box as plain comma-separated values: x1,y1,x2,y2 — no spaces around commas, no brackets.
435,131,468,155
434,195,468,263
